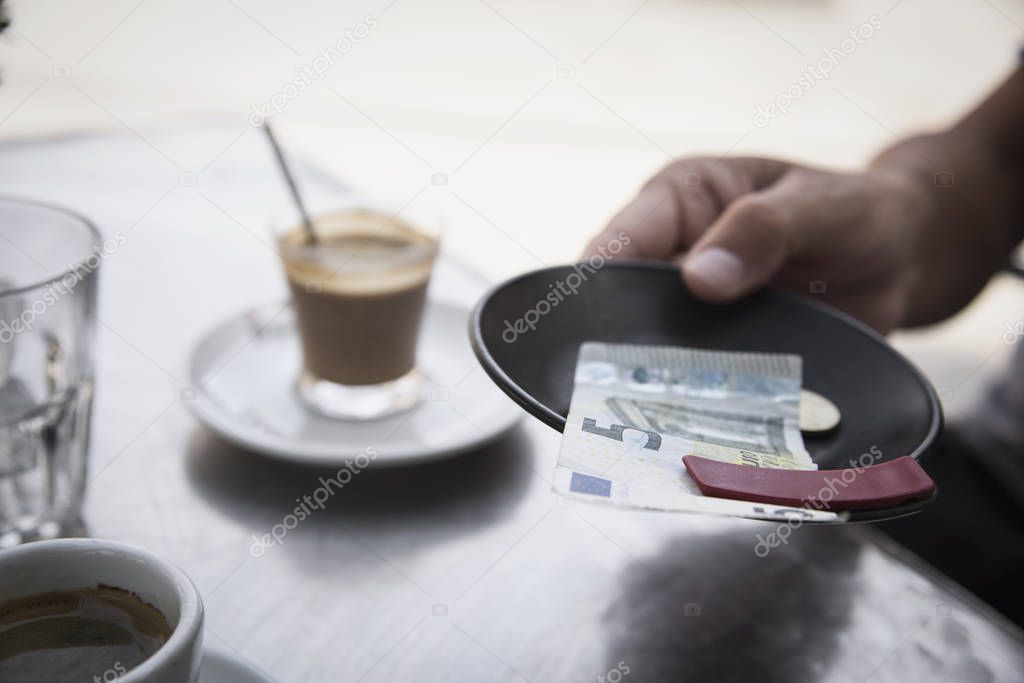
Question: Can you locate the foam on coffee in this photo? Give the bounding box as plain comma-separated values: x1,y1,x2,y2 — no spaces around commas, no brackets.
0,585,173,682
279,209,435,295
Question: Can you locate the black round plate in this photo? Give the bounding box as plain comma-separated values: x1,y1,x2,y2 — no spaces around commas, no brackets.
470,262,942,520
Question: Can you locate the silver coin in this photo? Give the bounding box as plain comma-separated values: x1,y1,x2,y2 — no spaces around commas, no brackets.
800,389,841,433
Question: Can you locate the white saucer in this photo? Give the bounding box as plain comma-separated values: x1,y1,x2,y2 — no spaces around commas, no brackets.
200,646,275,682
186,295,522,467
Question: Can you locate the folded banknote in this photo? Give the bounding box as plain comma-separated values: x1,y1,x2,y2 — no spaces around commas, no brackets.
554,342,838,522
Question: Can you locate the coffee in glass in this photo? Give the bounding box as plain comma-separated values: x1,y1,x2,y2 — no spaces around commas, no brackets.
277,201,440,419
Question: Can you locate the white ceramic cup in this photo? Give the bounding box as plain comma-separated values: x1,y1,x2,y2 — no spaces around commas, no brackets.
0,538,204,682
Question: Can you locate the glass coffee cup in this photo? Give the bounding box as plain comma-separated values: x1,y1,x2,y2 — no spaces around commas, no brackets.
275,196,441,420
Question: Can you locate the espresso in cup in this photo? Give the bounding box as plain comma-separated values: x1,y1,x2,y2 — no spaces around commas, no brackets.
278,205,439,419
0,585,173,682
0,539,204,683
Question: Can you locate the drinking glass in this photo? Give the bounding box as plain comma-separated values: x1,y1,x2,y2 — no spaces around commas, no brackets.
274,194,442,420
0,197,101,547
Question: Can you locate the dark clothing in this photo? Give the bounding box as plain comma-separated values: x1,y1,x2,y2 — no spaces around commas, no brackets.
878,396,1024,626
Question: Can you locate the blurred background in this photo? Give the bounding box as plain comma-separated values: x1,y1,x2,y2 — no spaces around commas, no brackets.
2,0,1023,417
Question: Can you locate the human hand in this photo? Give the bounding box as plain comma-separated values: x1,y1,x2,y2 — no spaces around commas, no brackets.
584,128,1022,334
584,155,933,332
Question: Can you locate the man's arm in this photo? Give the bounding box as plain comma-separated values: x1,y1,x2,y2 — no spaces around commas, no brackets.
869,67,1024,326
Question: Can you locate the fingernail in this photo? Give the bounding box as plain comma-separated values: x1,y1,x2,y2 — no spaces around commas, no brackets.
683,247,745,298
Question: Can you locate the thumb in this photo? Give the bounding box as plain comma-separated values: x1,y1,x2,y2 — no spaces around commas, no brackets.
680,192,797,303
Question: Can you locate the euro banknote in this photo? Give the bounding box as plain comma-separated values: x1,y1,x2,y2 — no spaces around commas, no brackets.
554,342,838,522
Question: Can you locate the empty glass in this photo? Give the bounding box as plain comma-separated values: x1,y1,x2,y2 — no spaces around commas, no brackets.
0,197,102,547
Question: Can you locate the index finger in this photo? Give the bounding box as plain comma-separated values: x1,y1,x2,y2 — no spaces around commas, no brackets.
582,157,793,260
583,181,685,259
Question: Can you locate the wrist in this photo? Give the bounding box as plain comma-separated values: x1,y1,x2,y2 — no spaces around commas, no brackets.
871,128,1023,249
866,129,1021,327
